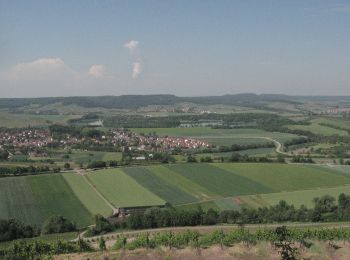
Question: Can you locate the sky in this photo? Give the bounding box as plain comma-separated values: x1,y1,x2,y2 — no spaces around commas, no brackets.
0,0,349,97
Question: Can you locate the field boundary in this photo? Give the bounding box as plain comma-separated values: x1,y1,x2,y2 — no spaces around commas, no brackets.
74,169,118,215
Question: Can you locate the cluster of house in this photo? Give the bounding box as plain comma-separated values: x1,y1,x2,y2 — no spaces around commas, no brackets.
107,129,211,151
327,107,350,114
0,129,53,148
0,128,211,155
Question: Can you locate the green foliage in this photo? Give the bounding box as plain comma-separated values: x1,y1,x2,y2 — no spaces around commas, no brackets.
87,160,106,169
0,149,9,161
41,215,76,235
0,239,86,259
0,219,38,242
99,236,106,251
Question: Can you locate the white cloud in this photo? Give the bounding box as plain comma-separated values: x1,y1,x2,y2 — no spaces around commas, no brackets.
0,57,111,97
124,40,143,79
124,40,139,51
7,58,73,80
88,64,105,78
132,62,142,79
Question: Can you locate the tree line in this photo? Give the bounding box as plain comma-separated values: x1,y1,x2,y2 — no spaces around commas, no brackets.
0,165,61,177
0,216,76,243
85,193,350,237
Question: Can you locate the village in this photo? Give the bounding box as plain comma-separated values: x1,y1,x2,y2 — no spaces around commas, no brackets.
0,128,211,157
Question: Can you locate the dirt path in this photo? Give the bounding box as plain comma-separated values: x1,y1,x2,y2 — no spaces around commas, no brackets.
74,169,118,215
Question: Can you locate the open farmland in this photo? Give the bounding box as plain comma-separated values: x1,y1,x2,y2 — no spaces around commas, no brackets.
215,163,350,191
0,174,92,227
63,173,112,217
132,127,300,145
123,167,198,204
3,163,350,227
287,122,348,136
0,111,79,128
239,185,350,208
87,169,165,208
85,163,350,211
312,117,350,131
166,164,273,197
0,177,42,226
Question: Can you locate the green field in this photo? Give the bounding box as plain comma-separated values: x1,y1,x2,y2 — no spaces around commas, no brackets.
48,150,122,166
0,111,79,127
0,174,92,227
147,165,217,200
312,117,350,131
166,164,273,197
123,167,198,205
0,177,43,226
239,185,350,208
2,163,350,225
87,169,165,208
132,127,299,144
197,147,275,159
288,122,348,136
202,137,272,146
63,173,112,216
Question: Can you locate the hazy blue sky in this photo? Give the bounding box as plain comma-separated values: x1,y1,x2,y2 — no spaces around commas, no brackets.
0,0,349,97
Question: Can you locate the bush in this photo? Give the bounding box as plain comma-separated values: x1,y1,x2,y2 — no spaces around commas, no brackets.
41,216,76,235
87,161,107,169
0,219,38,242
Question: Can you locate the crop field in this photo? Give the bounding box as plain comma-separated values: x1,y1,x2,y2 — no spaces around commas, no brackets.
87,169,165,208
85,163,350,211
165,164,273,197
3,163,350,226
63,173,112,217
239,185,350,208
287,122,348,136
0,174,92,227
25,174,92,227
0,111,79,127
197,147,275,159
0,177,43,226
132,127,299,144
49,150,122,166
201,137,272,146
146,165,217,200
123,167,198,205
312,117,350,131
215,163,350,191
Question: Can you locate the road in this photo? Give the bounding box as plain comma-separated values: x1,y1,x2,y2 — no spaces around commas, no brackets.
240,136,290,156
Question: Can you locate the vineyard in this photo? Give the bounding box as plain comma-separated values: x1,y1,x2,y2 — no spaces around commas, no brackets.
3,226,350,259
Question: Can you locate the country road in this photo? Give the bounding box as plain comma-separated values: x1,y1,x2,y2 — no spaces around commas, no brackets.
239,136,290,156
